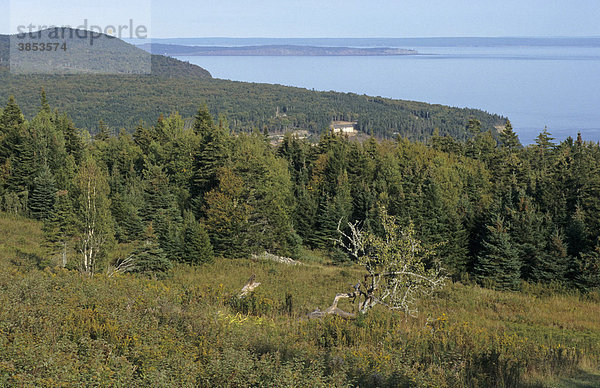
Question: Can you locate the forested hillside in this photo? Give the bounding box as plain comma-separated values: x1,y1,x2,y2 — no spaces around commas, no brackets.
0,93,598,291
0,30,505,140
0,71,505,140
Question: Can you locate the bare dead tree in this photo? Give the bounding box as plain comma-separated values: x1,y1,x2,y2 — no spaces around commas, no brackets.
309,208,446,319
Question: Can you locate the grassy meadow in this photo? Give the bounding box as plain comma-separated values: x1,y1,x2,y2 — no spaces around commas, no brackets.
0,213,599,387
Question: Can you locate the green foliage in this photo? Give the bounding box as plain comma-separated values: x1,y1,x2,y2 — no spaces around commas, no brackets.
73,156,115,274
531,229,570,283
28,165,56,220
475,216,521,290
0,67,505,141
571,241,600,292
124,227,172,276
1,89,600,291
498,119,521,150
43,189,77,267
191,111,229,201
193,103,214,136
341,208,446,314
181,212,214,264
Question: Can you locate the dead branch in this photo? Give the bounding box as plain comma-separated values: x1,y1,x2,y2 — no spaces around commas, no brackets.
106,255,136,277
335,219,364,260
238,274,261,298
307,292,356,320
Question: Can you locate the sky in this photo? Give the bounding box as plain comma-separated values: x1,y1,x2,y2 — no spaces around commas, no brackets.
1,0,600,38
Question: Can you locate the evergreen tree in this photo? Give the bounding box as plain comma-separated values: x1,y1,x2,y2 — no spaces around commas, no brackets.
95,119,110,141
499,119,521,150
309,194,336,249
133,121,153,154
566,206,590,258
535,127,555,153
506,195,547,280
125,224,172,276
56,114,84,165
192,104,214,136
110,191,144,243
140,164,180,224
7,126,38,195
532,229,570,283
475,216,521,290
191,111,229,203
0,96,25,131
39,88,51,114
467,118,482,137
0,96,25,161
204,167,251,258
44,189,77,267
181,212,213,264
29,165,56,220
294,187,317,243
571,240,600,292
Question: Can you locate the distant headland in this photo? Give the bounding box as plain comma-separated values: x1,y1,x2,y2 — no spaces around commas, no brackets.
138,43,419,56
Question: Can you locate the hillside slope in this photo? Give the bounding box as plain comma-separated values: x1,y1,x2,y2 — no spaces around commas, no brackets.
0,214,598,387
0,30,211,78
0,71,505,139
0,29,503,140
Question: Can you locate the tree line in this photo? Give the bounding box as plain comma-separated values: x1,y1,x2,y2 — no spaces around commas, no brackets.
0,93,598,291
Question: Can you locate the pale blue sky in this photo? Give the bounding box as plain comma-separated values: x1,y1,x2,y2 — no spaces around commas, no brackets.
2,0,600,38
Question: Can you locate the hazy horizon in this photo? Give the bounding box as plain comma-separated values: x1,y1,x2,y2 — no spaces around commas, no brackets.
3,0,600,38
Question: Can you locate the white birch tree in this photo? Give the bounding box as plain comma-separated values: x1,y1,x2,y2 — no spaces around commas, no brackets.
74,157,113,275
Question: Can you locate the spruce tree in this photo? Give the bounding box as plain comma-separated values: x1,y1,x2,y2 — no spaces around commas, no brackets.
181,212,213,264
192,115,229,203
204,167,251,258
566,206,589,258
126,224,172,276
133,121,153,154
0,96,25,161
499,119,521,150
532,229,570,283
535,127,555,152
0,96,24,131
506,195,547,280
475,216,521,290
571,241,600,292
56,114,83,165
44,190,77,267
110,191,144,243
95,120,110,141
39,88,51,114
29,165,57,220
7,127,37,195
193,104,214,137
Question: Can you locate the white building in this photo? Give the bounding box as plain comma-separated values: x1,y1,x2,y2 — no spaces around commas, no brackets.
331,121,358,134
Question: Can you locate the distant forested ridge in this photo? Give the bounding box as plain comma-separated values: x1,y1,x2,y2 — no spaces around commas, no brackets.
0,93,599,291
0,29,504,141
0,71,505,141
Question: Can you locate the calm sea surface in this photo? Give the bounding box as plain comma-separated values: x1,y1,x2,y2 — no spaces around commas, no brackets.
175,46,600,144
